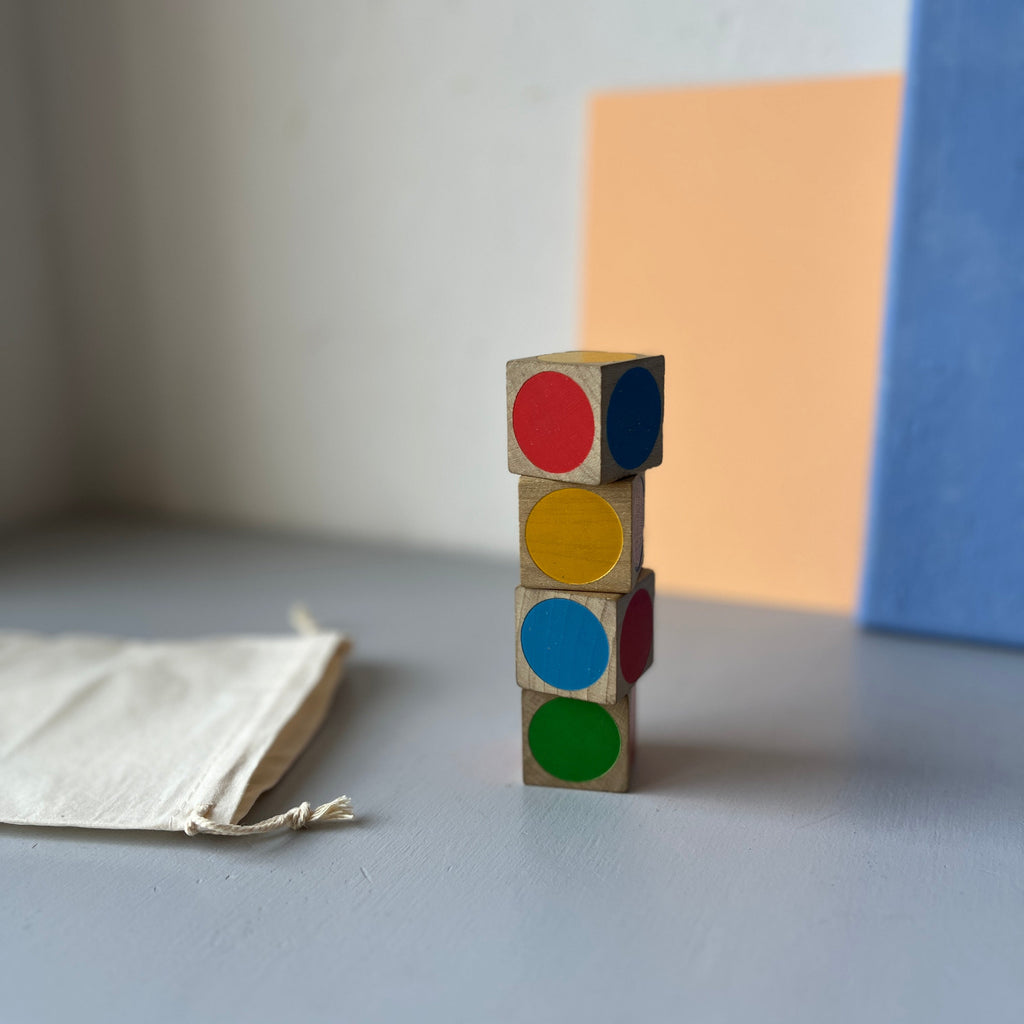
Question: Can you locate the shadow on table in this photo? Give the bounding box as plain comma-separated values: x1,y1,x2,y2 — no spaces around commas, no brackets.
634,735,1019,833
635,741,845,794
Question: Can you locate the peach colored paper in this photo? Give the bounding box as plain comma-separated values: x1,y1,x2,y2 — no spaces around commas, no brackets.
582,76,902,612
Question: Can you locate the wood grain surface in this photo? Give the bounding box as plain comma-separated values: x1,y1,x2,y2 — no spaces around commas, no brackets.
515,569,655,704
507,353,664,485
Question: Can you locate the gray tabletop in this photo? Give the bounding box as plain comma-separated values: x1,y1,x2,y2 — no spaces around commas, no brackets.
1,520,1022,1024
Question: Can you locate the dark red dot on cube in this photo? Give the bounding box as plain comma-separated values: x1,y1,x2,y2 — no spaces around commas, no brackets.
620,587,653,683
513,371,594,473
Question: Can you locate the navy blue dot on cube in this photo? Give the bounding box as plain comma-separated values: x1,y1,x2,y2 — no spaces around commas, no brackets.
606,367,662,471
520,598,609,691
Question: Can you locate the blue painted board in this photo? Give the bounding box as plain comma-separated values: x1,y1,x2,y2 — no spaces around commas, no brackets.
861,0,1024,646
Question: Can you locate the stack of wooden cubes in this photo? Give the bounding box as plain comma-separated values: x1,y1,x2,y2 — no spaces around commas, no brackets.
506,351,665,792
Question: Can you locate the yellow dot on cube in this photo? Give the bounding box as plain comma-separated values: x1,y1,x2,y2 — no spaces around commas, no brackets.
524,488,624,585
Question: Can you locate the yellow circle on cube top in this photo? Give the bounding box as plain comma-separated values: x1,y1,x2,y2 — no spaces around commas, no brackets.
538,351,641,364
524,489,624,584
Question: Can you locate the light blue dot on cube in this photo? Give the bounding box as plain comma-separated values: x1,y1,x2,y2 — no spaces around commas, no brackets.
521,598,610,691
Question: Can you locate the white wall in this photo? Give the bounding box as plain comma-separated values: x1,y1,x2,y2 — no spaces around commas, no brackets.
0,0,71,528
27,0,908,553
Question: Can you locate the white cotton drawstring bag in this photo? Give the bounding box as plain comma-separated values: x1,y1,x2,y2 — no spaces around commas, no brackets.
0,615,352,837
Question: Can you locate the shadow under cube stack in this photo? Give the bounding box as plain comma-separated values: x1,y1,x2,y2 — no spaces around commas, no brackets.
506,351,665,792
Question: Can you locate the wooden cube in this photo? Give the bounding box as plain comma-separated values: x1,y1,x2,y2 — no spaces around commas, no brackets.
515,570,654,705
519,474,644,593
507,351,665,485
522,689,634,792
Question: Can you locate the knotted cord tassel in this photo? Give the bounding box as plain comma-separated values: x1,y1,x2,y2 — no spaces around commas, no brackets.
184,796,353,837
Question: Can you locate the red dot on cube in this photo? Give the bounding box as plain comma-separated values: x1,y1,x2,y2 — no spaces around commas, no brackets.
512,371,594,473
